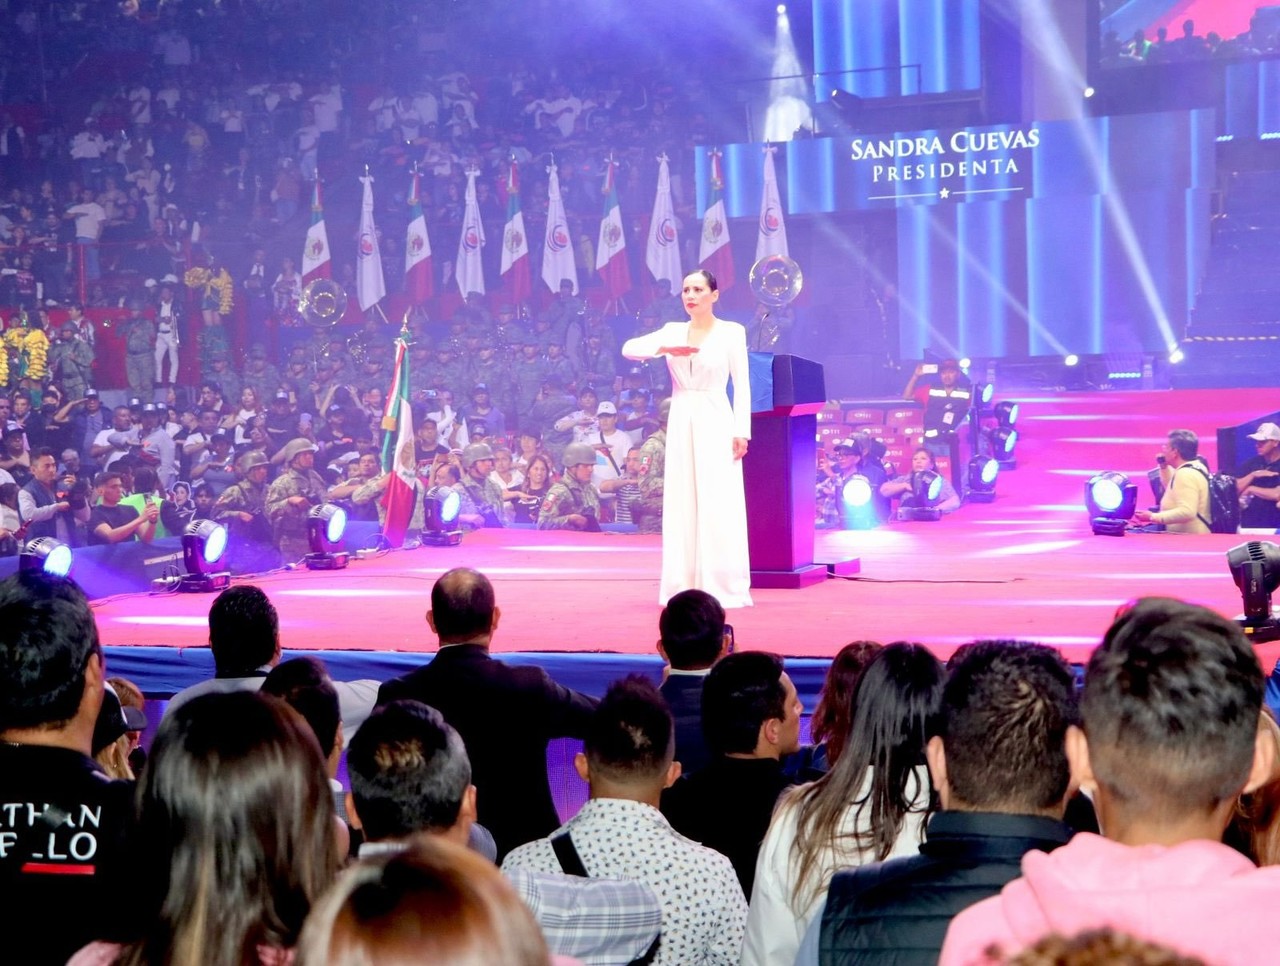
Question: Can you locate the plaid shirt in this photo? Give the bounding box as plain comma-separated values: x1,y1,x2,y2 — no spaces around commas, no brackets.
505,868,662,966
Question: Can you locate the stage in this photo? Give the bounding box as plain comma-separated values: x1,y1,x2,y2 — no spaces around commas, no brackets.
96,387,1280,700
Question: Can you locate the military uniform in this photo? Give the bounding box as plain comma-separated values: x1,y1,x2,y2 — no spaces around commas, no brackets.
460,474,506,528
579,344,618,392
538,470,602,531
544,352,577,391
122,316,156,397
242,361,282,403
198,326,231,381
633,428,666,534
213,475,279,571
511,355,550,419
47,335,94,399
265,464,328,561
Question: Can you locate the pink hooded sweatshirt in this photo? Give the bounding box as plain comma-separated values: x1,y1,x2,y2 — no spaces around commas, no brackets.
940,832,1280,966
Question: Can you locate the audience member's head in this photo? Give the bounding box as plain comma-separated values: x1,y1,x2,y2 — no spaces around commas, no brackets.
1229,711,1280,866
208,584,280,676
0,572,102,746
700,651,802,760
127,692,340,966
295,838,551,966
931,640,1077,816
1166,429,1199,463
263,656,342,762
658,589,728,670
1077,597,1269,839
346,700,475,845
92,681,146,780
809,640,883,767
1002,927,1208,965
577,675,678,801
428,568,498,645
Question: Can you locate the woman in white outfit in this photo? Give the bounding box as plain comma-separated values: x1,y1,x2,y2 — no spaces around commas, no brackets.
621,270,753,608
742,643,944,965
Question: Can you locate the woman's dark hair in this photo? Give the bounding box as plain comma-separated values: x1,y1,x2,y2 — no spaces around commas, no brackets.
0,482,18,509
686,268,718,292
786,642,944,912
809,641,884,766
525,454,554,492
120,692,340,966
132,466,158,494
912,447,937,470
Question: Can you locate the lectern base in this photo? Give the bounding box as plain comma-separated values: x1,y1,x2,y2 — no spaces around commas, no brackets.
750,564,828,590
824,558,862,577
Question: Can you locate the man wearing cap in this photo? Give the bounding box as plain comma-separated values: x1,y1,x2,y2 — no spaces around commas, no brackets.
121,300,156,397
538,442,602,531
632,398,669,535
591,401,632,496
266,438,329,560
154,282,182,387
0,573,140,965
512,337,550,418
580,330,617,393
265,390,298,452
555,385,600,444
79,388,106,458
137,402,176,490
206,352,242,404
214,450,280,571
242,344,282,404
47,321,94,403
461,383,505,448
620,389,660,445
459,442,506,528
530,375,577,469
467,338,510,411
1237,422,1280,529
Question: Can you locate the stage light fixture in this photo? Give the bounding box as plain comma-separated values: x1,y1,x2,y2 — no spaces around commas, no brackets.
994,401,1019,427
179,520,230,593
1226,541,1280,643
974,381,995,406
1169,347,1185,364
1083,86,1095,98
305,505,350,570
1064,354,1080,367
422,485,464,547
967,456,999,502
986,426,1019,467
1085,471,1137,536
837,474,881,529
19,537,73,577
899,470,945,522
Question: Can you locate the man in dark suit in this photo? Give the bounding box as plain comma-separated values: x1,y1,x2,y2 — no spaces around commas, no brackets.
661,651,801,895
376,567,598,859
657,589,731,776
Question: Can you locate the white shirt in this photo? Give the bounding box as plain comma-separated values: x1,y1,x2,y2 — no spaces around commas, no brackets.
66,202,106,240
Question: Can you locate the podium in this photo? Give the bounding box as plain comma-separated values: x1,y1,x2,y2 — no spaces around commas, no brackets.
744,354,856,589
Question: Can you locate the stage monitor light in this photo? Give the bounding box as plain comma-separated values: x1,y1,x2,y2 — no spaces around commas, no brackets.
180,520,230,593
967,456,999,502
973,382,995,406
1226,542,1280,640
1085,471,1137,536
305,504,350,570
1064,353,1080,367
423,485,464,547
1169,347,1185,364
987,426,1019,467
994,401,1019,427
841,475,873,508
20,537,73,578
837,474,880,530
898,470,945,522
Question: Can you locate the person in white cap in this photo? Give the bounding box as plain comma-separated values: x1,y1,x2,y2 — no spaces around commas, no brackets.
591,401,632,499
1237,421,1280,529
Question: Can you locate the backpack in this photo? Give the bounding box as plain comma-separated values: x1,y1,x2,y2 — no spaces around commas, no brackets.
1182,463,1240,533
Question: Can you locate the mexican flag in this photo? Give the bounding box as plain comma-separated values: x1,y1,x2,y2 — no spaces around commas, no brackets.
596,156,630,299
301,180,331,283
380,336,416,548
404,170,433,302
699,148,734,291
500,160,531,305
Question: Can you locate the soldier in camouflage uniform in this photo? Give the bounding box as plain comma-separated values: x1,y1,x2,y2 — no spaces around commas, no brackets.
197,324,231,383
121,303,156,398
511,337,550,421
241,345,282,403
265,438,329,561
579,331,617,394
47,322,94,400
458,442,505,528
632,398,668,534
543,339,577,391
538,442,602,531
421,341,469,401
214,449,280,572
467,338,511,412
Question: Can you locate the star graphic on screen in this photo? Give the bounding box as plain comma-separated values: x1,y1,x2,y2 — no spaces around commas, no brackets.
940,187,951,199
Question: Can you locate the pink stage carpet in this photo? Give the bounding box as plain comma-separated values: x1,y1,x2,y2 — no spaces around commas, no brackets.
92,387,1280,669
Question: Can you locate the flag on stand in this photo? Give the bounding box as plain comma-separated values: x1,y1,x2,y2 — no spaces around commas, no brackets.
379,332,416,548
404,170,433,303
500,159,531,305
301,180,331,284
698,148,734,291
645,153,682,293
756,145,789,262
596,154,630,299
541,161,578,294
356,172,386,312
456,166,486,296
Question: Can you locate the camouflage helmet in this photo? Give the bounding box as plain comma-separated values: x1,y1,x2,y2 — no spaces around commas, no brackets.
461,442,495,470
562,442,598,468
238,450,270,474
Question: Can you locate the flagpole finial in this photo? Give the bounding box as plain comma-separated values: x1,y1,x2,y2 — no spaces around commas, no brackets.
364,163,371,177
657,151,670,164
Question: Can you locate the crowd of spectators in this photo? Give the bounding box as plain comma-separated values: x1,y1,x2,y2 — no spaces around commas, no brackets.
8,566,1280,965
1101,11,1280,69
